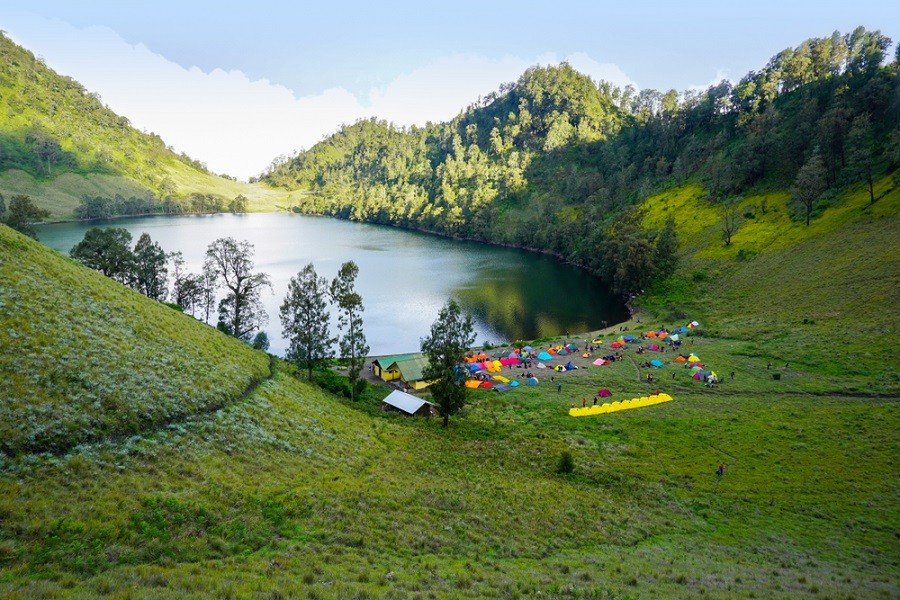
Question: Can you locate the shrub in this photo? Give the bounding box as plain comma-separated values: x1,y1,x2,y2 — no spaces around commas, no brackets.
692,271,708,282
773,373,782,380
556,450,575,474
251,331,270,351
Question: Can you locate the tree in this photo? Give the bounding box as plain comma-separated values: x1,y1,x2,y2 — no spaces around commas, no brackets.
251,331,270,351
204,237,272,340
791,151,827,226
69,227,134,283
330,261,369,401
230,194,249,213
3,194,50,239
280,263,334,381
0,193,6,220
655,217,679,274
420,299,475,428
721,201,743,246
845,113,876,204
600,208,658,297
132,233,168,300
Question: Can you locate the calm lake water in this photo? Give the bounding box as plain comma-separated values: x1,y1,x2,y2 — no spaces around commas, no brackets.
36,213,628,356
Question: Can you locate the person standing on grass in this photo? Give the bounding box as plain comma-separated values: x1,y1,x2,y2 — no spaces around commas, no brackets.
717,463,725,477
557,382,562,394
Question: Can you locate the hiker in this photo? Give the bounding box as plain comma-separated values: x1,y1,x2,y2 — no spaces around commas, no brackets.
717,463,725,477
767,361,772,369
672,372,676,380
593,397,597,406
582,398,587,408
557,383,562,394
730,371,735,380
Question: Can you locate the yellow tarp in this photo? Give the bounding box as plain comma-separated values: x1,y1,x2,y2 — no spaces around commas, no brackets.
492,375,510,383
464,380,481,389
568,393,674,417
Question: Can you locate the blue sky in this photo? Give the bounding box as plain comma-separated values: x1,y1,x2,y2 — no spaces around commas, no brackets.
1,1,896,179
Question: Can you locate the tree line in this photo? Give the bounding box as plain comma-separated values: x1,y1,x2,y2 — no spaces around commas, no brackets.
67,225,482,424
74,192,248,220
262,27,898,296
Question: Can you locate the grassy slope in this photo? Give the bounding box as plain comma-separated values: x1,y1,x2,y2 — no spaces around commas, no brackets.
0,180,897,598
0,225,270,455
0,33,301,220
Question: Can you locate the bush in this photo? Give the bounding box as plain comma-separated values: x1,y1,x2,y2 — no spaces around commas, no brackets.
251,331,270,351
314,368,352,399
692,271,708,282
556,450,575,474
773,373,782,380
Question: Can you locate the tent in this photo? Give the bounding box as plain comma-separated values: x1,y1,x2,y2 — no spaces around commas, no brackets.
669,334,680,342
566,343,578,351
650,359,664,368
492,375,511,383
554,365,565,372
481,381,493,388
537,351,553,361
508,351,520,359
592,358,609,366
536,362,547,369
499,357,520,366
526,377,539,386
610,342,623,349
548,348,557,355
675,355,687,363
598,388,612,397
592,338,603,344
646,331,658,338
690,320,700,327
556,348,569,356
565,361,577,371
647,343,660,351
509,380,520,387
464,379,481,389
582,352,591,358
687,354,700,362
623,335,636,342
492,384,513,392
523,345,534,352
467,363,481,372
658,332,669,339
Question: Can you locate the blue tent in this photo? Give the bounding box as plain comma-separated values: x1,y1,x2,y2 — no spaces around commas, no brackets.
624,335,636,342
510,380,520,387
650,359,664,368
565,361,578,371
467,363,481,373
526,377,539,386
523,346,534,352
537,351,553,361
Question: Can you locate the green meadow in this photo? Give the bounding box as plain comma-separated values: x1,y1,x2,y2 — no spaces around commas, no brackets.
1,173,897,597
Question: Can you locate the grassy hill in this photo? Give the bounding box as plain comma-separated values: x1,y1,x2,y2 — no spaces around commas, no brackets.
0,32,303,220
0,182,898,596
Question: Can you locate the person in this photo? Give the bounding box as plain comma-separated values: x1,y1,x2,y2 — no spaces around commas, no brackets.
730,371,735,380
582,398,587,408
767,361,772,369
593,397,597,406
557,383,562,394
672,372,676,380
717,463,725,477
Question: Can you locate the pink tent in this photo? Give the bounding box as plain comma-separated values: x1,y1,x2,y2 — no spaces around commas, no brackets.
692,372,701,380
598,388,612,397
647,344,660,351
592,358,609,366
499,357,520,366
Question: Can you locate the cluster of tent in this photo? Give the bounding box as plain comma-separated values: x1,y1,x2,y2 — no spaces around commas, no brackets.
673,352,718,382
569,392,674,417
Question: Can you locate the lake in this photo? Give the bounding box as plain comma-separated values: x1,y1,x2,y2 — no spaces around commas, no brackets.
36,213,628,356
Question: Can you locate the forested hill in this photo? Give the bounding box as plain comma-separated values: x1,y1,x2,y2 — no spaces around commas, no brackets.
0,33,300,219
263,27,899,293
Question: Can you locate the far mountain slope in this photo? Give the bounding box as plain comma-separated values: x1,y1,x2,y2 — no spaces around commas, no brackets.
0,32,303,219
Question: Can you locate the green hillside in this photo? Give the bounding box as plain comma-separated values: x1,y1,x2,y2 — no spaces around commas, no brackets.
0,219,897,597
0,224,271,456
263,28,899,292
0,32,303,220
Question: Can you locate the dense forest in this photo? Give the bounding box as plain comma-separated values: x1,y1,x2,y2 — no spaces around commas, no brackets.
263,27,899,294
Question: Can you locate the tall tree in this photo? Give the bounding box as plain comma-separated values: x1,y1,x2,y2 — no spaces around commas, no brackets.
721,201,743,246
655,216,679,274
69,227,134,283
3,194,50,239
204,237,272,340
600,208,658,297
132,233,168,300
421,299,475,428
791,151,827,226
280,263,334,381
330,261,369,401
845,113,876,204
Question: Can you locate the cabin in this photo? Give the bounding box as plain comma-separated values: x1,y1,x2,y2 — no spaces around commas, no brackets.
381,389,436,417
373,355,433,390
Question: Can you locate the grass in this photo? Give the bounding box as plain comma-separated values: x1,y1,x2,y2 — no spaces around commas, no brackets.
0,175,897,597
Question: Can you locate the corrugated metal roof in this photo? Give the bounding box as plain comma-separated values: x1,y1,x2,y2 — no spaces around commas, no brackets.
373,354,414,368
383,390,433,415
391,356,429,382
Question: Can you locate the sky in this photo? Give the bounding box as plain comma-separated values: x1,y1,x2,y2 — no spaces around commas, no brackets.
1,1,896,180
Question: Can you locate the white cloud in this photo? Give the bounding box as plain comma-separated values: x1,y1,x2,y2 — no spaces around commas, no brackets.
2,15,638,180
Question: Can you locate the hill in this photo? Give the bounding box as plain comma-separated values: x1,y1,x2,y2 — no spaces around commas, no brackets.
263,27,899,287
0,221,897,598
0,32,304,220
